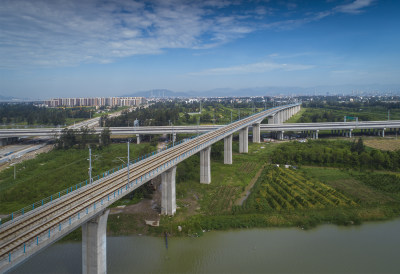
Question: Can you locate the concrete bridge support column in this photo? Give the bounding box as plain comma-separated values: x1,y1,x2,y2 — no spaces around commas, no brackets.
82,209,110,274
278,131,285,140
349,129,353,138
315,130,319,139
136,134,140,144
382,128,385,137
0,138,7,147
161,166,177,215
200,146,211,184
268,116,274,124
224,135,232,164
252,123,260,143
239,127,249,153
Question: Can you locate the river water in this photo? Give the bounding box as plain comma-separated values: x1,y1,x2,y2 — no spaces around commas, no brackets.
12,219,400,273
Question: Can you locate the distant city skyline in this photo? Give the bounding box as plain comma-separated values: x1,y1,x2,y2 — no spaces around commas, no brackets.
1,0,400,99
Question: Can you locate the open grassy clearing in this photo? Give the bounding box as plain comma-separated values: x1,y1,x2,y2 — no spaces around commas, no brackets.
0,143,156,214
173,142,279,218
299,166,396,204
363,138,400,151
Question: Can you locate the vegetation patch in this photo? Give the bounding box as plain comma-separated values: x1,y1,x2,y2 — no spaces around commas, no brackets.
271,139,400,171
0,143,157,213
364,139,400,151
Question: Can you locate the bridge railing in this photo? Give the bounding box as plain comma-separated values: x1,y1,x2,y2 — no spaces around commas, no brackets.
0,133,207,229
0,104,298,229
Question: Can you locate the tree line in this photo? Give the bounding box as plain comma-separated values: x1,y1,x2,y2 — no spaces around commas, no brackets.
0,103,93,126
56,127,111,149
271,139,400,171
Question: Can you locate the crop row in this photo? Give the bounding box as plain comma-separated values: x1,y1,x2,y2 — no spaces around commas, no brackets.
249,166,356,212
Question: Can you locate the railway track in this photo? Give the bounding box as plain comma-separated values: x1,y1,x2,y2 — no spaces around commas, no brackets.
0,105,289,262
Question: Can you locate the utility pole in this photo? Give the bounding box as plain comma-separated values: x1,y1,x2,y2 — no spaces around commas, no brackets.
172,123,175,147
197,116,200,136
127,139,130,184
169,120,171,142
88,147,92,183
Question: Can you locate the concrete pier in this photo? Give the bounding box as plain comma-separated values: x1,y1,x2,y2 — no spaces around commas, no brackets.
136,134,140,144
200,146,211,184
268,116,274,124
239,127,248,153
161,166,177,215
224,135,233,164
252,123,260,143
277,131,284,140
82,209,110,274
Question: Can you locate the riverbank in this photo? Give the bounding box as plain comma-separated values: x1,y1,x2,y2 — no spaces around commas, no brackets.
102,163,400,238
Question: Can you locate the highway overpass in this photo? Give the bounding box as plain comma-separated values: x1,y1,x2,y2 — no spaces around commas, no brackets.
1,120,400,140
0,104,300,273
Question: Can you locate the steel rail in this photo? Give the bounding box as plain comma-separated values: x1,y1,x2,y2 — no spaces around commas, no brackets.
0,105,292,259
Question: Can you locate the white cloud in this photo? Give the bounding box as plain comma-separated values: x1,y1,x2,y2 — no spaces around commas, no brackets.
0,0,257,68
335,0,376,14
0,0,377,69
189,61,314,75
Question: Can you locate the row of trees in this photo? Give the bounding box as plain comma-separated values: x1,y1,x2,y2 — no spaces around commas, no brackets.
103,100,264,127
0,103,93,125
56,127,111,149
271,139,400,171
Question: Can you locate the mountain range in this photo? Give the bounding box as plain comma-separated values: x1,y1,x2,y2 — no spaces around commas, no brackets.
122,84,400,98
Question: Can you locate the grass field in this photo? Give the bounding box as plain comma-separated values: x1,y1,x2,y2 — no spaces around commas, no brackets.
284,107,307,123
299,166,396,204
363,138,400,151
0,143,156,214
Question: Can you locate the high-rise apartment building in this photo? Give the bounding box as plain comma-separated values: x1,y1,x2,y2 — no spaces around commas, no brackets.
44,97,146,107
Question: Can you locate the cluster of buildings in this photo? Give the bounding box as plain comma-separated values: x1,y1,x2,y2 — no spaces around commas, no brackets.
44,97,146,108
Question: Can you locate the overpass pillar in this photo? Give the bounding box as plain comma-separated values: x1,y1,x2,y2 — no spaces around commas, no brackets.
315,130,319,139
382,128,386,137
252,123,260,143
161,166,177,215
239,127,248,153
278,131,285,140
268,116,274,124
173,133,176,143
349,129,353,138
82,209,110,274
224,135,233,164
200,146,211,184
136,134,140,144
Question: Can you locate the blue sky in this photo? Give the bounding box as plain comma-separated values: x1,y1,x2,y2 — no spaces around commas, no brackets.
1,0,399,99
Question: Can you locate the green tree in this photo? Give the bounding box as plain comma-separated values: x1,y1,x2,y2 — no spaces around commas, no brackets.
100,128,111,147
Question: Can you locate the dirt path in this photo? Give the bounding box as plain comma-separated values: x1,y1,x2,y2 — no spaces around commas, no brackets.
235,165,264,206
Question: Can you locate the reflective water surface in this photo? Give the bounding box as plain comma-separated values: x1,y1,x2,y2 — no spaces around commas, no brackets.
12,219,400,273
